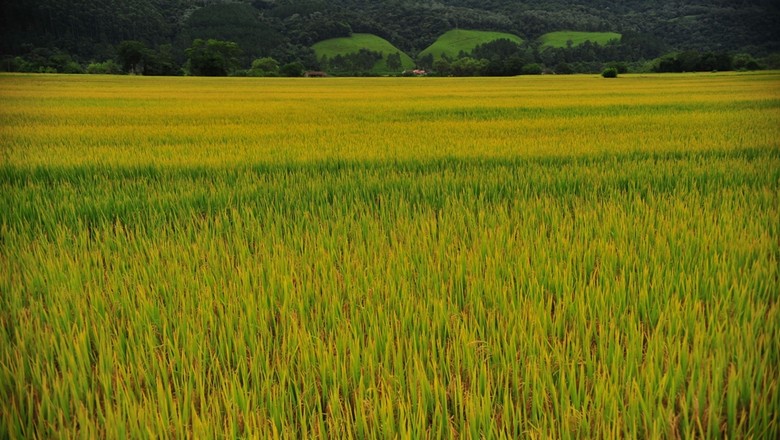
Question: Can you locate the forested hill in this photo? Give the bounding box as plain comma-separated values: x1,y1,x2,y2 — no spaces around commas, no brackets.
2,0,779,71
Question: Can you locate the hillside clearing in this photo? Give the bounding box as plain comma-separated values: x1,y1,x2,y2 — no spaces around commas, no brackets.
419,29,524,60
311,33,414,74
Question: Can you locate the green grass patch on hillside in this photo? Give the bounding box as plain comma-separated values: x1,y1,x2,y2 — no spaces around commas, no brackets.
312,33,415,74
540,31,621,48
419,29,524,60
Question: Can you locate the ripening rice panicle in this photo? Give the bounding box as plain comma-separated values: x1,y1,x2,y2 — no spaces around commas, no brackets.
1,72,778,438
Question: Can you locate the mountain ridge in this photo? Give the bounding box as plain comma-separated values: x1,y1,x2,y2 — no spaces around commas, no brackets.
1,0,778,71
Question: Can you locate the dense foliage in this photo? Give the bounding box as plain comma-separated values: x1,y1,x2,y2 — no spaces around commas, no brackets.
185,39,243,76
1,1,778,74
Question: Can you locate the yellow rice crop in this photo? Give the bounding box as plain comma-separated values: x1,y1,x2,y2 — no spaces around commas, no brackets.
1,72,778,438
2,73,778,167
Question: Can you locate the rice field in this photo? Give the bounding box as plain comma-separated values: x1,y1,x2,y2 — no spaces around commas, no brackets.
1,72,779,438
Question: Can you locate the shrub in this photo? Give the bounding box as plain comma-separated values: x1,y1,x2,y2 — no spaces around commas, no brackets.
185,39,243,76
250,57,280,76
602,67,619,78
521,63,543,75
86,60,121,74
450,57,488,76
555,63,574,74
280,62,304,77
61,61,84,74
732,53,761,71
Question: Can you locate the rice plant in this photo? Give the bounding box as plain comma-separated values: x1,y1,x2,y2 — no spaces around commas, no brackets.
1,72,778,438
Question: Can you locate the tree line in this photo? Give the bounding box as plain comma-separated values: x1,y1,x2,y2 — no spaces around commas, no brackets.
1,0,777,76
419,39,773,77
3,35,775,78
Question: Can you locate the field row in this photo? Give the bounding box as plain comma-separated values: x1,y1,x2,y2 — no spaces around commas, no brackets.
3,149,779,437
2,73,778,167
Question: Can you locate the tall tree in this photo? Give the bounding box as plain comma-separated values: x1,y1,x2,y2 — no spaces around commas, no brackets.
185,39,243,76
